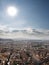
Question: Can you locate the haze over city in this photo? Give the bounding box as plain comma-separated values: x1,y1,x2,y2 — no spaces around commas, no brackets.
0,0,49,65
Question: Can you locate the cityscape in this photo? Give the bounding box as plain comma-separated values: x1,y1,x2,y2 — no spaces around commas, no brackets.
0,0,49,65
0,39,49,65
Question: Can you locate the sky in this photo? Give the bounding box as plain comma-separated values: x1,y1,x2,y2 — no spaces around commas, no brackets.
0,0,49,39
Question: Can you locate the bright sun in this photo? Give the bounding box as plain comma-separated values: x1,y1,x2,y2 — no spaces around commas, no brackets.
7,6,18,16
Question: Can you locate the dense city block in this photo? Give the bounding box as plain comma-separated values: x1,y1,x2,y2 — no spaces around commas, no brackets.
0,39,49,65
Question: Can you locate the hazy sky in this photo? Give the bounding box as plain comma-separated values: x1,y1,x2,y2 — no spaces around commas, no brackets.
0,0,49,29
0,0,49,39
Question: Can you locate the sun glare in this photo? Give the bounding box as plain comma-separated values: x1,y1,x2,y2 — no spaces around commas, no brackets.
7,6,18,17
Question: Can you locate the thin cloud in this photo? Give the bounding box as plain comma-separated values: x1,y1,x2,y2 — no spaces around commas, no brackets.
0,25,49,40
